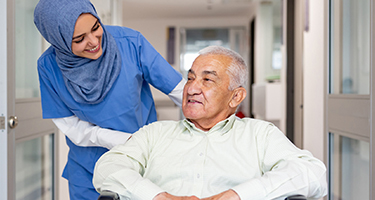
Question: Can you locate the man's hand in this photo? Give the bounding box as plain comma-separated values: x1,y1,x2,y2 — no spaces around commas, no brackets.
201,190,240,200
154,192,200,200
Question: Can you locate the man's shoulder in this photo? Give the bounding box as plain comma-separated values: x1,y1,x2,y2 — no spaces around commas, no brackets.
235,117,278,132
142,120,183,131
236,117,274,126
132,120,184,140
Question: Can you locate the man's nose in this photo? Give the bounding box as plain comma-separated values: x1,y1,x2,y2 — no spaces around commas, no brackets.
187,80,201,95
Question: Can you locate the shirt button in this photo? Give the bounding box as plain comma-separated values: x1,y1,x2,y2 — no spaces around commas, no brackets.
197,174,200,178
199,153,203,156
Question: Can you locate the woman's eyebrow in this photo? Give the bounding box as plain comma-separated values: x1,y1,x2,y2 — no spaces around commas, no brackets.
72,20,99,40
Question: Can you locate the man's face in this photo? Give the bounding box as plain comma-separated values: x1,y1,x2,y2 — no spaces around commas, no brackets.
182,54,235,131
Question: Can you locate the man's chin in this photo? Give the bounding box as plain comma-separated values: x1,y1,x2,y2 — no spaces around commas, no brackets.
182,111,202,121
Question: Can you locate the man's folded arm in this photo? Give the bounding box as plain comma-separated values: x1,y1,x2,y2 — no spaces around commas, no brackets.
232,124,327,200
231,156,327,200
93,128,167,200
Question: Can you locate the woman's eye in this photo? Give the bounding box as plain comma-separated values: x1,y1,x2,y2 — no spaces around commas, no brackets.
73,37,84,43
93,24,100,31
92,21,100,31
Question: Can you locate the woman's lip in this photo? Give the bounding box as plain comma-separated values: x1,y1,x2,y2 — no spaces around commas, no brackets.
86,44,100,53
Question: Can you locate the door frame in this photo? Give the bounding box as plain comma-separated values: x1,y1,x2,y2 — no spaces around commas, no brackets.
7,0,16,198
0,0,8,199
371,0,375,198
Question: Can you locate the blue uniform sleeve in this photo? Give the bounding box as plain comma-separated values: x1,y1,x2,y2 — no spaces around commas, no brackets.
38,54,74,119
137,33,182,94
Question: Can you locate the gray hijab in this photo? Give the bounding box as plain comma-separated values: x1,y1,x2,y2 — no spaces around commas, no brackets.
34,0,121,104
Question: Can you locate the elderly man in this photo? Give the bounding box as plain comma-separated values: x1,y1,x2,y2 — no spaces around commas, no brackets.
93,46,327,200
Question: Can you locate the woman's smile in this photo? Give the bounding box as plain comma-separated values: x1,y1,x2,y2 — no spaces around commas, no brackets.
86,44,100,53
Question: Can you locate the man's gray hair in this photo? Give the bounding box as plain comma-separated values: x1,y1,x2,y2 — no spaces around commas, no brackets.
198,46,248,90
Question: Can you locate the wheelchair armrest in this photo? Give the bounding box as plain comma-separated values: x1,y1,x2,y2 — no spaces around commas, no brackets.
97,190,120,200
285,194,307,200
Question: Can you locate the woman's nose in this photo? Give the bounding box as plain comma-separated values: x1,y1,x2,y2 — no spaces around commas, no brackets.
87,34,98,46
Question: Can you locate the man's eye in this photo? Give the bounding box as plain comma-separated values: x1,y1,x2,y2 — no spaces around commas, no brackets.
204,78,211,82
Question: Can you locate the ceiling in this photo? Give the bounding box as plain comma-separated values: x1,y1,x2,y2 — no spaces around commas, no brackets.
122,0,257,20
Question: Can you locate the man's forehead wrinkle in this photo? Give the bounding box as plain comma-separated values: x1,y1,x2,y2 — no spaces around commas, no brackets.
188,68,218,77
202,70,218,76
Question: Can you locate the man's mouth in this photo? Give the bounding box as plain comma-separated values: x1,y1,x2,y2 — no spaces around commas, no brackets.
188,99,202,104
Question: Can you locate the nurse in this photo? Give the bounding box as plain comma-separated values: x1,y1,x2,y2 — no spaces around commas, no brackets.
33,0,185,199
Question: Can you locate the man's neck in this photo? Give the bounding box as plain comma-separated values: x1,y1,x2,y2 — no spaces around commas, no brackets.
188,113,234,132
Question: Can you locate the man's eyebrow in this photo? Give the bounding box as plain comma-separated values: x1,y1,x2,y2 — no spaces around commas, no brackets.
202,70,217,76
188,69,217,76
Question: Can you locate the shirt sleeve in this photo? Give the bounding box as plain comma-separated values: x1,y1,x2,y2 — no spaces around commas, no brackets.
38,58,74,119
137,33,183,96
93,124,165,199
167,78,186,108
53,116,131,149
231,124,328,200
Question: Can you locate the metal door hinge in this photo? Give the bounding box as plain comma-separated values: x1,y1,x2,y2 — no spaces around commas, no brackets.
0,116,5,130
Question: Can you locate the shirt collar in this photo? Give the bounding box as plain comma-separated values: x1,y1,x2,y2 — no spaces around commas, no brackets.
182,114,237,136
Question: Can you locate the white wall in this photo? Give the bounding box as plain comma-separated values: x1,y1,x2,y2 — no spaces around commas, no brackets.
252,2,285,132
254,2,273,84
302,0,326,161
57,132,69,200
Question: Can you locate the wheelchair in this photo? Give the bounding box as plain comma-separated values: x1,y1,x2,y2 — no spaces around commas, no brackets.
97,190,307,200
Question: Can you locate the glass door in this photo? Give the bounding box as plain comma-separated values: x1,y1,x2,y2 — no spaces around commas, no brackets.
7,0,57,199
327,0,372,199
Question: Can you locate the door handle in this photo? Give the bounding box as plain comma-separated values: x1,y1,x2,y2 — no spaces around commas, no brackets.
8,116,18,129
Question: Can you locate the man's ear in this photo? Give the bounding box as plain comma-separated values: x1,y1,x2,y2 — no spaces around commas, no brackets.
229,87,247,108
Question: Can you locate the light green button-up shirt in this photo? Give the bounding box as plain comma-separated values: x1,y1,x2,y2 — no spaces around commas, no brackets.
93,115,327,200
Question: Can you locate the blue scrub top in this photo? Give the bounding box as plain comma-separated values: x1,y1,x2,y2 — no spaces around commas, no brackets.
37,26,182,187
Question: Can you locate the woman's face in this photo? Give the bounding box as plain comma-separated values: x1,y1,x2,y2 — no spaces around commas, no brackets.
71,13,103,60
